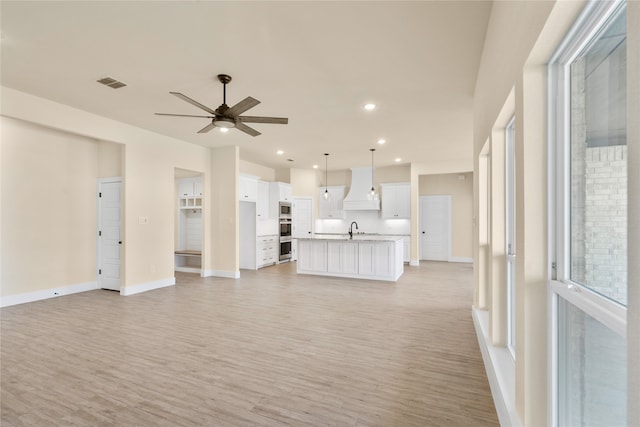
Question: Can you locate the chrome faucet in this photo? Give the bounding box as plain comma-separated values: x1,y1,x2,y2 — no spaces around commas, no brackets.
348,221,359,239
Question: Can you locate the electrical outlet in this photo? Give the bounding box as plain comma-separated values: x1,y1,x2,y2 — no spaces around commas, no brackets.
138,216,149,225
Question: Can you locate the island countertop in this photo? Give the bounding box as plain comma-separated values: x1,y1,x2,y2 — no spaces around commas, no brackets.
297,234,403,242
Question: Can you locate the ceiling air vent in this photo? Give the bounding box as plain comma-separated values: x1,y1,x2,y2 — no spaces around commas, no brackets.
97,76,127,89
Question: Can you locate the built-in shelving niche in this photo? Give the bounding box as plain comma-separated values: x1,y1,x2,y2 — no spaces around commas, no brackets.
175,168,203,274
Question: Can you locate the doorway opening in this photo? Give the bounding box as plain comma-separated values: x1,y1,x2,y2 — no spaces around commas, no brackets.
97,177,122,291
175,168,204,275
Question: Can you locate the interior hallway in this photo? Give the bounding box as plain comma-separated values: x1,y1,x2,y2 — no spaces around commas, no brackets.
1,262,497,426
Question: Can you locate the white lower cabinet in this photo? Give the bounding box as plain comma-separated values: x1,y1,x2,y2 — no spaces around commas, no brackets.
374,242,394,276
256,235,278,268
403,237,410,263
327,241,359,274
298,239,327,272
358,242,393,276
297,238,403,281
358,243,375,276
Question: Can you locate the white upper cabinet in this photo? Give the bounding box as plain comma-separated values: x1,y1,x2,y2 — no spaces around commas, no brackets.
177,177,203,198
239,175,258,202
270,182,292,203
193,179,203,197
256,180,270,219
318,186,346,219
381,183,411,219
279,183,292,202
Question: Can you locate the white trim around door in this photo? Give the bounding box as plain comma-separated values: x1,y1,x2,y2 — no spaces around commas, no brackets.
97,177,122,292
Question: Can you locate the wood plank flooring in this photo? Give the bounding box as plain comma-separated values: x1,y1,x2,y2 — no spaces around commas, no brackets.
1,261,498,426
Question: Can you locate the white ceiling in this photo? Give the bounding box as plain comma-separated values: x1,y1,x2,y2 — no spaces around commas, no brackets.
0,1,492,172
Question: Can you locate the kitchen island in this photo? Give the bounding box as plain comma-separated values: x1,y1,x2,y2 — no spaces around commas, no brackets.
296,235,403,282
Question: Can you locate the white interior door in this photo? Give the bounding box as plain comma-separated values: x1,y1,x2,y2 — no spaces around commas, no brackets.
98,179,122,291
292,197,313,238
292,197,313,262
419,195,451,261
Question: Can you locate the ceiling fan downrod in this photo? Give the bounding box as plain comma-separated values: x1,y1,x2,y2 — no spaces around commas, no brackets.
217,74,232,106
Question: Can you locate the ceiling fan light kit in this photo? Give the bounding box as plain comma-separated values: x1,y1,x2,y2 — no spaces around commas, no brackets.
155,73,288,137
215,117,235,128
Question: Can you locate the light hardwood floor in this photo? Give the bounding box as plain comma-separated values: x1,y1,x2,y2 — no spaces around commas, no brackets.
1,261,498,426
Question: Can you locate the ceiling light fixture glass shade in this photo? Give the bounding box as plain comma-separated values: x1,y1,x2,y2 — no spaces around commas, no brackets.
215,117,235,128
324,153,330,201
219,128,229,133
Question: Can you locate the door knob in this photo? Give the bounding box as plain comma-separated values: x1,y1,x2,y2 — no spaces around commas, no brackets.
422,231,425,234
118,241,122,244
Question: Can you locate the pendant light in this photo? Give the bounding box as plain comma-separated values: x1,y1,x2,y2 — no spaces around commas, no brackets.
369,148,377,199
323,153,330,200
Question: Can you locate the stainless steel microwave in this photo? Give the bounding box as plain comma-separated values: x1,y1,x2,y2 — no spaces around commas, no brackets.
279,202,291,218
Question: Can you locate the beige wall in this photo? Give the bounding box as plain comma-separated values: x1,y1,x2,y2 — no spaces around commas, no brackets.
1,117,99,296
290,168,318,198
1,86,212,297
419,172,473,259
210,146,239,276
274,168,290,183
98,141,122,177
324,164,410,188
239,159,275,182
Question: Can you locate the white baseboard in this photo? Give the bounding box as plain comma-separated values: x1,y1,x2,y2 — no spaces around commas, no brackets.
409,259,420,267
201,269,240,279
175,267,201,274
449,256,473,263
0,281,98,308
472,307,522,427
120,277,175,296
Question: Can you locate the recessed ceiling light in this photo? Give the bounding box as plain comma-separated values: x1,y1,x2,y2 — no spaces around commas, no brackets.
378,139,386,145
363,103,376,111
276,150,284,155
395,158,402,162
313,165,318,169
219,128,229,133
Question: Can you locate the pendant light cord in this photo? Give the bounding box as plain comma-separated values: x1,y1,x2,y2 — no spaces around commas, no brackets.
324,153,330,197
370,148,376,193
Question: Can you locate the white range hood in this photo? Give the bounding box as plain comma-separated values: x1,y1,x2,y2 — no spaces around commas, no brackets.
342,167,380,211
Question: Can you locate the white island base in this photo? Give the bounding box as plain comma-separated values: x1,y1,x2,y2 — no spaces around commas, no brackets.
296,236,404,282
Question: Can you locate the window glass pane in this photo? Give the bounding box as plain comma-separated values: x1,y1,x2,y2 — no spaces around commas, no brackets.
570,5,627,305
558,298,627,426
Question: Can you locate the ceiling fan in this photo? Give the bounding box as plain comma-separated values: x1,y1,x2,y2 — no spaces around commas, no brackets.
155,74,288,137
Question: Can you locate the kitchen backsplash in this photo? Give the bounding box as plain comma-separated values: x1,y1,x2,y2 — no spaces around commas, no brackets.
315,210,410,235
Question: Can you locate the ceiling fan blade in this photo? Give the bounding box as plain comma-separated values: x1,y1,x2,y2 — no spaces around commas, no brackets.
238,116,288,125
235,121,261,137
227,96,260,116
170,92,217,115
197,122,217,134
155,113,214,118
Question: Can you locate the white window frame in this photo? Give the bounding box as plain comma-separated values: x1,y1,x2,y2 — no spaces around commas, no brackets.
547,1,628,425
505,115,516,359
